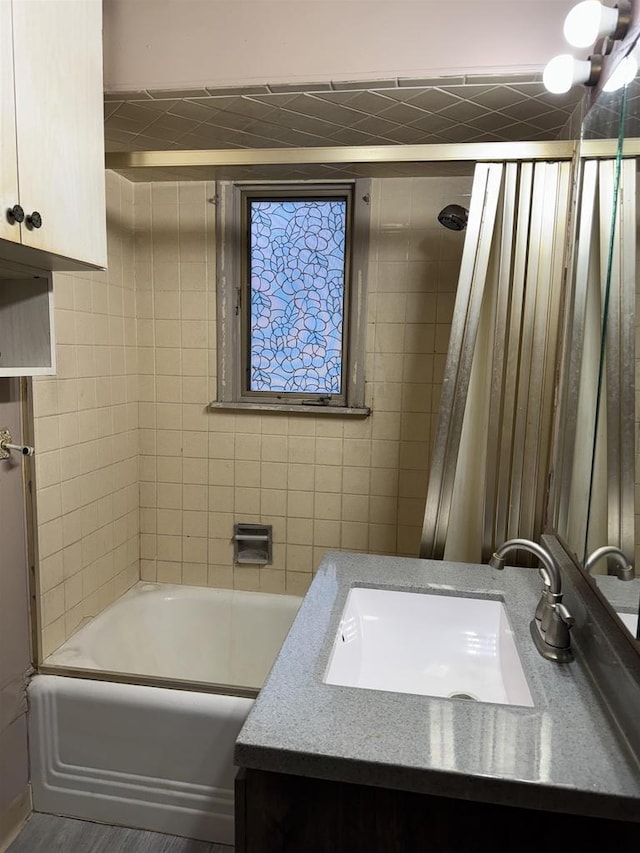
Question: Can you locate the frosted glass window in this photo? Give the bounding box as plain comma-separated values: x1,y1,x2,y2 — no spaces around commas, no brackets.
248,198,347,394
215,179,370,413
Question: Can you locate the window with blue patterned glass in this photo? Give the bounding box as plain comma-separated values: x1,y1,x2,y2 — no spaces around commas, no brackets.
246,194,348,397
215,181,370,413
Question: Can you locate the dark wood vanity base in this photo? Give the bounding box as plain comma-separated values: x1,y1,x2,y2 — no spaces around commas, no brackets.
236,768,639,853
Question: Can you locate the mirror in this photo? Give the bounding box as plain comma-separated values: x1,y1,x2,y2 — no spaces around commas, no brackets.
551,50,640,640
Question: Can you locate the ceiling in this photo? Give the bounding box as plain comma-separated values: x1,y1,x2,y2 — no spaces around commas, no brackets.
105,73,584,181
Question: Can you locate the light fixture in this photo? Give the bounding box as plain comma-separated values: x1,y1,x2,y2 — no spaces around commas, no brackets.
543,53,602,93
563,1,630,49
543,0,634,93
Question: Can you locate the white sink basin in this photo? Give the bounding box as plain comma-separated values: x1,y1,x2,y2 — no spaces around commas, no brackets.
324,587,534,707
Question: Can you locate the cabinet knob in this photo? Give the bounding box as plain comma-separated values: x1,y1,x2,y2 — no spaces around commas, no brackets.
6,204,24,224
26,211,42,229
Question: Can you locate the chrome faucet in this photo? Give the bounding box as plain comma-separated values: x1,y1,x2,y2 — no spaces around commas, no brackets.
489,538,574,663
584,546,635,581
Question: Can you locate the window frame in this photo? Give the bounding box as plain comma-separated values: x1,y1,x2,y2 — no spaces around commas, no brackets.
214,179,371,415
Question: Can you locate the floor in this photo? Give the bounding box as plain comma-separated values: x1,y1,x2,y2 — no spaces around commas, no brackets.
7,813,233,852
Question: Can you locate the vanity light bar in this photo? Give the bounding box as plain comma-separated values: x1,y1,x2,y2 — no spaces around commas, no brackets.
544,1,634,93
564,0,631,48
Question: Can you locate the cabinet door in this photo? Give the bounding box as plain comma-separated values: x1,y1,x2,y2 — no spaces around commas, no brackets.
0,0,21,244
12,0,106,268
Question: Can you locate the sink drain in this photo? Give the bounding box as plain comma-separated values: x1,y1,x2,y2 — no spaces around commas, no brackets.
448,691,479,701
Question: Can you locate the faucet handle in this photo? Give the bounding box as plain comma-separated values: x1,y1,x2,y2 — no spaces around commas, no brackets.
543,601,575,654
554,602,575,628
534,569,553,622
536,588,563,628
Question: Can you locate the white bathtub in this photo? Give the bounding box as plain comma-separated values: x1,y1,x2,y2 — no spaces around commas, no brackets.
29,583,302,846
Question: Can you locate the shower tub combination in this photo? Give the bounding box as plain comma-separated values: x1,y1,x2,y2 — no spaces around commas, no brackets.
28,583,302,846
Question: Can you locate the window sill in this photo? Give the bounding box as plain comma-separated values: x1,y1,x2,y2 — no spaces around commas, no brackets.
208,401,371,418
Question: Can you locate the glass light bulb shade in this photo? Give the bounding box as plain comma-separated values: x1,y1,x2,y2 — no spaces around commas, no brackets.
563,1,619,48
543,54,592,93
603,54,638,91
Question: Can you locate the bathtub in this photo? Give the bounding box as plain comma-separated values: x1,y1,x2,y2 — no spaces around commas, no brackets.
29,583,302,846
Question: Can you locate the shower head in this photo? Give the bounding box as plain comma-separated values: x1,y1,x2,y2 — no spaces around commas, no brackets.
437,204,468,231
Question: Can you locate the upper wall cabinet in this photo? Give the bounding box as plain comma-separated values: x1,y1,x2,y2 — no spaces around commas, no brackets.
0,0,106,271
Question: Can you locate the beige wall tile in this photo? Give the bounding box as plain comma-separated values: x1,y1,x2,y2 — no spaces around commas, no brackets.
261,461,287,490
261,434,288,462
369,523,397,553
233,566,260,591
184,484,207,510
262,516,285,544
343,439,371,467
183,536,207,564
156,429,181,456
288,417,316,436
315,437,343,466
208,565,234,589
157,482,182,509
287,464,315,492
209,458,233,487
315,465,343,493
209,432,235,459
315,492,342,521
287,491,314,519
342,493,370,523
182,457,208,484
140,559,157,581
288,435,315,463
285,571,312,596
39,553,64,594
157,560,182,583
183,563,208,586
157,457,183,483
183,510,207,537
260,488,287,516
210,484,234,512
313,519,341,548
235,460,261,487
341,521,369,551
342,467,371,496
286,544,313,573
288,517,313,545
33,173,140,654
259,568,286,594
235,487,261,515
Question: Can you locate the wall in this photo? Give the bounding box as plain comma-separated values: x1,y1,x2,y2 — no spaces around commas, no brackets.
103,0,576,92
33,172,139,659
31,171,470,648
636,203,639,571
0,380,31,844
136,174,470,595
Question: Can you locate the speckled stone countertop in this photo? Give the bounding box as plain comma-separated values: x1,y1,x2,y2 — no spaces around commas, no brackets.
593,575,640,617
235,551,640,822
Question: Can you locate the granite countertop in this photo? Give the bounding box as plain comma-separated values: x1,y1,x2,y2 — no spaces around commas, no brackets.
591,575,640,638
593,575,640,615
235,551,640,822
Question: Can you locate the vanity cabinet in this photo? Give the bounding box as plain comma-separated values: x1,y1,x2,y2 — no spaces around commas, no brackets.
236,768,639,853
235,552,640,853
0,0,106,271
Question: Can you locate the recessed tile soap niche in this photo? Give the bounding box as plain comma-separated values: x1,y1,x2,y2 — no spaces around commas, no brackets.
233,523,273,565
